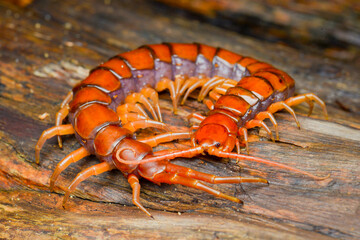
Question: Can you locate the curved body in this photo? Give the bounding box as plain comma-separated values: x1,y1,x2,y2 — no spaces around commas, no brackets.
36,43,328,217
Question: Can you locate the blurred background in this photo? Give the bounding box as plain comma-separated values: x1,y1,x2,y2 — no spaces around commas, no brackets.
153,0,360,63
4,0,360,65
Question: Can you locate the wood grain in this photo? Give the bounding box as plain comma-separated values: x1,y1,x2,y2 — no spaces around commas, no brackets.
0,0,359,239
155,0,360,62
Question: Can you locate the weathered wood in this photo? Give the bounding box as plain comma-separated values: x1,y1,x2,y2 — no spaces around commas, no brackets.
0,0,359,239
156,0,360,62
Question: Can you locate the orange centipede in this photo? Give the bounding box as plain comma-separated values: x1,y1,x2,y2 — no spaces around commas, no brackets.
36,43,328,217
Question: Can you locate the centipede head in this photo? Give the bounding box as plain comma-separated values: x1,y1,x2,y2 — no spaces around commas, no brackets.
192,123,237,153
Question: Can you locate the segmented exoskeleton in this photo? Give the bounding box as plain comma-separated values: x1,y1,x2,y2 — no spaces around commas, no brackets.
36,43,328,217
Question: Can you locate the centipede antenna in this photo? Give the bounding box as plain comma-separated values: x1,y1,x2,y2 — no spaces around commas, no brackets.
209,148,330,180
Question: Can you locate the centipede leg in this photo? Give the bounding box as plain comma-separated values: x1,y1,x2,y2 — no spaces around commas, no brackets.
254,111,279,140
198,77,226,101
165,163,268,184
56,91,73,147
187,113,206,122
138,132,192,147
117,103,150,119
238,127,249,154
284,93,328,119
35,124,75,164
213,87,227,95
203,99,214,110
180,78,208,105
62,161,115,207
267,101,301,129
125,92,159,121
198,78,237,101
152,172,243,204
155,78,178,113
128,174,153,218
118,113,148,124
55,106,70,148
49,147,90,191
245,119,274,141
178,77,203,100
187,112,206,129
123,119,171,133
202,88,226,111
156,75,197,112
174,75,186,98
60,91,73,108
208,82,237,101
139,88,163,122
209,79,237,96
214,80,239,93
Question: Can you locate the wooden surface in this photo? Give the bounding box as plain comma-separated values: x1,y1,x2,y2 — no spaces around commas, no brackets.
0,0,359,239
155,0,360,62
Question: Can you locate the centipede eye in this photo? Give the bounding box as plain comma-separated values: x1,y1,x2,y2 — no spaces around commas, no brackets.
215,142,221,148
195,139,199,145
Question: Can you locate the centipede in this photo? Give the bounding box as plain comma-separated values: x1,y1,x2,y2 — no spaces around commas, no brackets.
36,43,329,217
